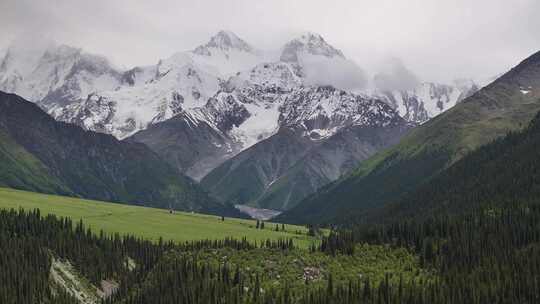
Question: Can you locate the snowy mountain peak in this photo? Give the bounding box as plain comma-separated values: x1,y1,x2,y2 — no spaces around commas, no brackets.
193,30,255,55
189,31,264,77
280,32,345,62
227,61,304,90
0,41,122,107
41,45,81,62
297,32,326,43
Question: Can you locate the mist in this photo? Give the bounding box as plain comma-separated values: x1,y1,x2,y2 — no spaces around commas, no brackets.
301,55,368,90
373,58,420,91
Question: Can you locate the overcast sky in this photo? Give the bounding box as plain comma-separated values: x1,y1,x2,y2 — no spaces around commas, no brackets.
1,0,539,83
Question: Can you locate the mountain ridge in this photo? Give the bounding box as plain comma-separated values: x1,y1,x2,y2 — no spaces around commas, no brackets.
1,31,479,186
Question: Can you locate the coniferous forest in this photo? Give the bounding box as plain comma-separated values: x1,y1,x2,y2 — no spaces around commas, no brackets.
317,110,540,303
5,201,540,303
4,110,540,303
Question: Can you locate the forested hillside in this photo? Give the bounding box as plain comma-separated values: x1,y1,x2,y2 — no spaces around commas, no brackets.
318,200,540,303
1,208,430,304
312,110,540,303
364,108,540,224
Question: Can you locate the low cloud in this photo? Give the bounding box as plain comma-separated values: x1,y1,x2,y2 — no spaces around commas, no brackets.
1,0,538,82
2,33,58,76
301,55,368,90
373,57,420,91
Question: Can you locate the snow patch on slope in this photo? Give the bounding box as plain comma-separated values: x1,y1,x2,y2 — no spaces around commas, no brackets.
230,99,281,149
520,86,533,95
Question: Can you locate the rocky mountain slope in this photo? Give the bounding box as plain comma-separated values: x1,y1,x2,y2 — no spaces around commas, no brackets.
0,91,240,216
277,49,540,224
128,34,356,180
127,109,244,180
195,35,411,210
133,33,414,185
254,123,409,211
200,83,411,211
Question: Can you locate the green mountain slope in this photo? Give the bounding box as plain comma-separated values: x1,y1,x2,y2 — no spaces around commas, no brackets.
0,130,70,194
0,91,240,216
365,109,540,224
278,50,540,224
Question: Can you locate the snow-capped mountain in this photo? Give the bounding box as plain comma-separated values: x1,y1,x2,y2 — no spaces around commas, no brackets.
377,80,479,123
128,33,383,180
200,85,411,210
55,52,222,138
372,58,479,124
194,46,476,209
0,31,267,139
280,32,345,62
53,31,270,139
0,30,478,187
192,30,265,76
279,32,368,90
0,42,122,112
278,86,401,133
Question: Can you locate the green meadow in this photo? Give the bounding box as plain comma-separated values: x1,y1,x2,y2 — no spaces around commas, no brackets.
0,187,315,248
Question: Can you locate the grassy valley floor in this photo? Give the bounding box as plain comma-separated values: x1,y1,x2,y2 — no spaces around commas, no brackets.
0,187,315,247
